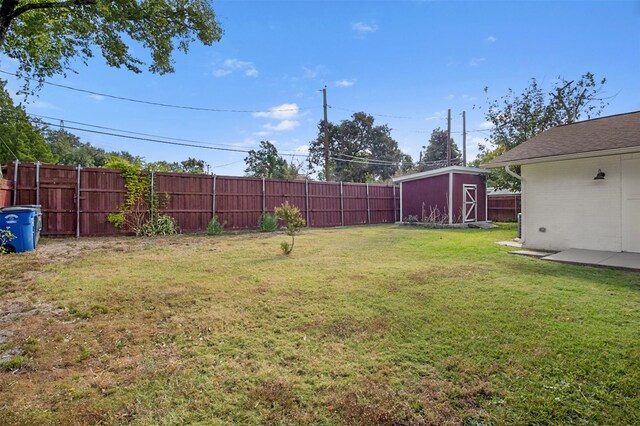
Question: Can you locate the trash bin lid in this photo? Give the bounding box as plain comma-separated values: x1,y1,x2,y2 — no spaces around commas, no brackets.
1,205,41,212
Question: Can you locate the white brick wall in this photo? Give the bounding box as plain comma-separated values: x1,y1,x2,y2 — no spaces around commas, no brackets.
522,155,626,252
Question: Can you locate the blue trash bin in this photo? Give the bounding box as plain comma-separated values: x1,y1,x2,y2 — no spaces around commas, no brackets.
1,205,42,247
0,207,36,253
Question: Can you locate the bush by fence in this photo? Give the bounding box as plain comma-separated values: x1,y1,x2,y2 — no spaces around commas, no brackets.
2,162,400,237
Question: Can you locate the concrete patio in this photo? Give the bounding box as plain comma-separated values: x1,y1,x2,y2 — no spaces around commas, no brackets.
542,249,640,271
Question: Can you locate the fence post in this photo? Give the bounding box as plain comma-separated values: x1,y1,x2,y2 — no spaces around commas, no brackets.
340,181,344,226
12,159,19,205
212,174,217,217
150,170,155,217
393,185,397,223
76,165,81,238
262,177,266,212
305,180,310,227
35,161,40,206
366,183,371,224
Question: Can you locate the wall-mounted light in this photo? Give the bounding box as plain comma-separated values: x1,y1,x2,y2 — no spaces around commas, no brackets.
593,169,606,180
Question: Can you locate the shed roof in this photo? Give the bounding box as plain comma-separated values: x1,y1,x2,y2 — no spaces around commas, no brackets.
391,166,489,183
485,111,640,167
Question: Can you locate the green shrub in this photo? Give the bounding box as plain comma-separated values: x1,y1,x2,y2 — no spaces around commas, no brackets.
258,211,278,232
141,214,179,236
0,227,15,254
274,201,305,255
207,215,227,235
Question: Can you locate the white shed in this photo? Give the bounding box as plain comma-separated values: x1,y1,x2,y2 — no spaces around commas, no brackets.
486,111,640,253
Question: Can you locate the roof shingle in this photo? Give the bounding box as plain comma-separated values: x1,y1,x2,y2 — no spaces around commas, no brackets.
484,111,640,167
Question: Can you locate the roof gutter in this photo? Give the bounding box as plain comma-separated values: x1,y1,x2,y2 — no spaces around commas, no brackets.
505,165,523,181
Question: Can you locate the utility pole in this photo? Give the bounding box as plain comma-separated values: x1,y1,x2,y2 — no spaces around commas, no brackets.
446,109,451,166
462,110,467,167
323,86,330,181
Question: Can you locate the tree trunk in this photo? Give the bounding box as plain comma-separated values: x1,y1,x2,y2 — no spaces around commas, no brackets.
0,0,19,46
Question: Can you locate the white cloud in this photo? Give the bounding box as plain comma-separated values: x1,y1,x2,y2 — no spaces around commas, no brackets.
263,120,300,132
426,110,447,121
213,58,258,78
486,35,497,43
462,94,478,102
445,94,455,100
469,57,486,66
336,79,355,88
479,121,494,130
253,103,300,120
352,22,378,36
88,94,105,102
253,131,271,137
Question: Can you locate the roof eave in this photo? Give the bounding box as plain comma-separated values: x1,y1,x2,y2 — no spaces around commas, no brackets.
483,145,640,168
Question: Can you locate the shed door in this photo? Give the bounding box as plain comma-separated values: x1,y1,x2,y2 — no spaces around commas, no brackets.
622,158,640,253
463,184,477,223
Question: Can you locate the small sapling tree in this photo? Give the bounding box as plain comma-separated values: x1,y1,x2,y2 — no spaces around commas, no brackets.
274,201,305,255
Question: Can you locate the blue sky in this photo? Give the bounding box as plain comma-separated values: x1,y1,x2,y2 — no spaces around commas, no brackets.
3,0,639,177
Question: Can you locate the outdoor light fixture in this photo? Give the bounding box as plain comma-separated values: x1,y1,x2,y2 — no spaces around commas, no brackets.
593,169,606,180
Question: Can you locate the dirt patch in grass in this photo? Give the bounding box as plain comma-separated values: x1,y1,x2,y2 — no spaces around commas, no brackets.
297,315,391,340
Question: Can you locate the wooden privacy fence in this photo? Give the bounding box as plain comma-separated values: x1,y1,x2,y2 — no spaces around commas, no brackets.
0,179,11,208
3,162,400,237
487,194,521,222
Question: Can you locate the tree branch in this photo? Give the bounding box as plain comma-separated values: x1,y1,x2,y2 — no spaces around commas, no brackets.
12,0,97,19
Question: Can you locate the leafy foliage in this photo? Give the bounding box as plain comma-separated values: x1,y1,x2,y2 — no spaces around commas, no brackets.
140,214,179,237
0,227,16,254
244,141,301,179
478,73,609,191
0,81,55,165
0,0,223,93
258,211,278,232
415,128,462,172
46,129,143,168
145,158,209,174
105,157,176,236
308,112,412,182
207,215,226,235
274,201,305,255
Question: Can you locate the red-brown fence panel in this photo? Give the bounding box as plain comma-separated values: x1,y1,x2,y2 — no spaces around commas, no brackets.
215,176,263,229
156,172,213,233
2,162,400,236
0,179,12,208
487,194,521,222
264,179,307,215
308,181,342,227
343,183,367,225
369,184,396,224
80,167,126,236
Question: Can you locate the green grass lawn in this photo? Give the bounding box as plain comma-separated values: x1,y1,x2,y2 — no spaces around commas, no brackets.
1,224,639,425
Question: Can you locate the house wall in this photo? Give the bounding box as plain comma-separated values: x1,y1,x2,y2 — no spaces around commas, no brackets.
452,174,487,222
400,174,449,221
521,154,636,252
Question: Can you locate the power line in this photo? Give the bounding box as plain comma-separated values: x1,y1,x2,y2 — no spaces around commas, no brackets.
0,69,308,114
38,119,310,158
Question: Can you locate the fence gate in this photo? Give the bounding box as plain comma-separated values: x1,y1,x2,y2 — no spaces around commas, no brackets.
463,184,477,222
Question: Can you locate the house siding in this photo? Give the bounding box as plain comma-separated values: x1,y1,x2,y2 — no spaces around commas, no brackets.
522,155,630,252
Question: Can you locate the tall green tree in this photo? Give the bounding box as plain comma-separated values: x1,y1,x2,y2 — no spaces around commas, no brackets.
244,141,301,179
309,112,411,182
145,157,209,174
0,0,223,92
0,80,55,165
47,129,106,167
416,127,461,172
478,73,609,191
